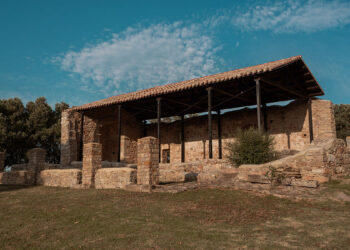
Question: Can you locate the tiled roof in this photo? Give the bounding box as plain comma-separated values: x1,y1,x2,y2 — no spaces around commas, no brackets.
71,55,316,111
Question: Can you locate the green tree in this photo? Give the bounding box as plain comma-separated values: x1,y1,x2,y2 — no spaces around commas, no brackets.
0,98,29,165
333,104,350,140
0,97,69,165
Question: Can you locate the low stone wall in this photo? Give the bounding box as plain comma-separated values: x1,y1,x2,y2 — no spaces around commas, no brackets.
159,159,229,183
0,171,35,185
95,167,136,189
159,138,350,188
38,169,82,188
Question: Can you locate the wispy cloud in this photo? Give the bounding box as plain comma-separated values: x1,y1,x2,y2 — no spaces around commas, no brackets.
57,22,220,96
231,0,350,33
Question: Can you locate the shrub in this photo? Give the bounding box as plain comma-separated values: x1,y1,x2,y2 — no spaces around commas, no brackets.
226,127,275,166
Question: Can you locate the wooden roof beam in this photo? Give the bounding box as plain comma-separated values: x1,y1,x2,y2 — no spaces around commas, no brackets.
260,78,307,98
212,87,251,103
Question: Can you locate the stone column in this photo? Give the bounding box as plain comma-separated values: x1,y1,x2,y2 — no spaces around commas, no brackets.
137,137,159,189
60,110,81,166
82,142,102,188
26,148,46,185
0,152,5,172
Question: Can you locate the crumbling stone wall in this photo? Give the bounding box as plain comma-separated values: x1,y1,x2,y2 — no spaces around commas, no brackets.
137,137,159,186
61,107,142,165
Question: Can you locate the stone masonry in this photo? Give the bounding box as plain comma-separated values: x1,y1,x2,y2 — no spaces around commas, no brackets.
137,137,159,186
0,152,5,172
82,143,102,188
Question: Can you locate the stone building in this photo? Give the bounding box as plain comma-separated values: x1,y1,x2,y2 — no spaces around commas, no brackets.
60,55,334,167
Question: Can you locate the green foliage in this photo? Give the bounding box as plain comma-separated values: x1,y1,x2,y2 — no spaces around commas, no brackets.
0,97,69,165
333,104,350,140
226,128,275,166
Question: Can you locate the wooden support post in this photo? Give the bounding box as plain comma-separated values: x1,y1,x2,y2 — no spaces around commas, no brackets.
117,105,122,162
207,87,213,159
308,98,314,143
79,112,84,161
262,102,268,132
180,114,185,163
143,120,147,137
157,97,162,162
255,78,262,134
217,110,222,159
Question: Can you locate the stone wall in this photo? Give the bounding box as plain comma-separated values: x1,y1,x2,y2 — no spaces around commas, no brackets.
0,171,35,185
0,152,5,172
95,167,136,189
38,169,82,188
137,137,159,186
60,110,82,166
120,135,137,164
146,99,335,163
82,143,102,188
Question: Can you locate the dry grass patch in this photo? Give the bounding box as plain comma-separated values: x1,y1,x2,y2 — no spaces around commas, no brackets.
0,185,350,249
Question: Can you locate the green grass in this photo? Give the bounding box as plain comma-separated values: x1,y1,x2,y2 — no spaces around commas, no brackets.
1,185,350,249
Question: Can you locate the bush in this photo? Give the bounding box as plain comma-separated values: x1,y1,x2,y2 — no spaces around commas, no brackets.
333,104,350,140
226,128,275,166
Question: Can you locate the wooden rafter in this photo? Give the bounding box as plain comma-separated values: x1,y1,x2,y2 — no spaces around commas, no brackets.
260,78,307,98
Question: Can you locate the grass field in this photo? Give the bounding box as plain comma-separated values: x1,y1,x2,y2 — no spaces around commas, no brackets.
1,184,350,249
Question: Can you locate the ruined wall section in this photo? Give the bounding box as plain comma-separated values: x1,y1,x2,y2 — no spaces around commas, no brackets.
60,110,82,166
147,99,336,163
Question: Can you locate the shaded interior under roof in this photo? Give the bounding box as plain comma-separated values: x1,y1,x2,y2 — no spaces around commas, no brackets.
71,55,324,120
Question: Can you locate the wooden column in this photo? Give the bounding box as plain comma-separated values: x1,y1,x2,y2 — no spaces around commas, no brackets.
255,78,262,133
308,98,314,143
117,105,122,162
262,102,268,132
217,110,222,159
79,112,84,161
157,97,162,162
180,114,185,163
207,87,213,159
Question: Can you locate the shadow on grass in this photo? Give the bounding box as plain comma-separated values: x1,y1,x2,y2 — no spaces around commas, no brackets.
0,185,33,193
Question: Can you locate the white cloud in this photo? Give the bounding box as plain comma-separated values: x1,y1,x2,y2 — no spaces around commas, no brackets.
58,22,220,96
232,0,350,33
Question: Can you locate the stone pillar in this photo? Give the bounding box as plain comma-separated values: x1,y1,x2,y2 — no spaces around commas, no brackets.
137,137,159,188
26,148,46,185
82,143,102,188
0,152,5,172
60,110,81,165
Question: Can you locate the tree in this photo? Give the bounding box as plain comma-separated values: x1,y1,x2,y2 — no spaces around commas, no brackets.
0,97,69,165
333,104,350,140
0,98,29,165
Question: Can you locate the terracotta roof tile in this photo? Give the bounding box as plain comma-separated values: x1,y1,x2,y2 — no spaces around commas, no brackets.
71,55,307,111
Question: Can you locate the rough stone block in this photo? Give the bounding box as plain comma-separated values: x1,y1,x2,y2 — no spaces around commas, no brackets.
38,169,82,188
95,167,136,189
291,179,318,188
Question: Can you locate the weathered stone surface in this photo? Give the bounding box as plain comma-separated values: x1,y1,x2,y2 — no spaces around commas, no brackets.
82,143,102,188
137,137,159,186
38,169,82,188
346,136,350,149
0,171,35,185
290,179,318,188
0,152,5,172
95,167,136,189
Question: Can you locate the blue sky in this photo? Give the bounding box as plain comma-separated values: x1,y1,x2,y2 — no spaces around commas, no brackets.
1,0,350,107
